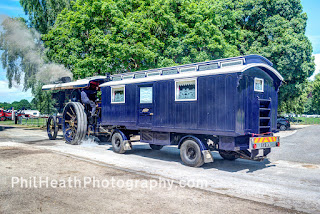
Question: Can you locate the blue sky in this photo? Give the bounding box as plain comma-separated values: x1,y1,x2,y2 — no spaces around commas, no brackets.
0,0,320,102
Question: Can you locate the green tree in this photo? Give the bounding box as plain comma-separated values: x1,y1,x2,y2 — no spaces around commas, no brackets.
20,0,71,34
0,18,42,90
31,84,56,114
42,0,239,79
228,0,315,112
311,74,320,113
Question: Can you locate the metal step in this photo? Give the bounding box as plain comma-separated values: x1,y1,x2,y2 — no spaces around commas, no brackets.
259,126,271,129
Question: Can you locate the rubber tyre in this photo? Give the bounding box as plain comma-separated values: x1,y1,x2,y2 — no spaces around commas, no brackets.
111,132,126,154
0,116,6,121
180,139,204,167
149,144,163,150
62,102,87,145
279,125,287,131
219,150,238,161
47,115,58,140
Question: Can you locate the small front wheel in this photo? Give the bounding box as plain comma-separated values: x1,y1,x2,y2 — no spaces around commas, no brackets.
149,144,163,150
180,139,204,167
111,132,126,154
0,116,6,121
47,115,58,140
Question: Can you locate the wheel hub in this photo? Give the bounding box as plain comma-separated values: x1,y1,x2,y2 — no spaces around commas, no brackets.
187,147,196,160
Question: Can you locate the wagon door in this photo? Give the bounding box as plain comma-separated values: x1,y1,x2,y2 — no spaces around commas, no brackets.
138,85,154,128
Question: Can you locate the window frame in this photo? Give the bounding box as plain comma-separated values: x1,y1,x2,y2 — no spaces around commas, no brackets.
175,78,197,102
111,85,125,104
254,78,264,92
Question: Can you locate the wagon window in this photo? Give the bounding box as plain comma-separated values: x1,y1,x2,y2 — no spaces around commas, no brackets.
111,86,125,103
140,87,153,103
254,78,264,92
175,79,197,101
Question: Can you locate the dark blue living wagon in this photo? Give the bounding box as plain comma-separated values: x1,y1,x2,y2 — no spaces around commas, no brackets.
99,55,283,167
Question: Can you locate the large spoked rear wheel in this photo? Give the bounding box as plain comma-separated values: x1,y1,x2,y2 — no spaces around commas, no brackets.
62,102,87,145
47,115,58,140
180,139,204,167
0,116,6,121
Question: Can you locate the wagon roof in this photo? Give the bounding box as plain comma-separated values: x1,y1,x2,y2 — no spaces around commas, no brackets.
100,55,283,87
42,76,107,91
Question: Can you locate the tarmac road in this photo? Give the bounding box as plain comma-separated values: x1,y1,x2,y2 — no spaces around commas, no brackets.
0,125,319,213
268,125,320,164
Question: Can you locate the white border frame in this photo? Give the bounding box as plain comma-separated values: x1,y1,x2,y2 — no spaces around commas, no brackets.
111,85,125,104
254,78,264,92
175,78,197,101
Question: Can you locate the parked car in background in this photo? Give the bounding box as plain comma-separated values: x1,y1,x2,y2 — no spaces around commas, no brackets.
277,117,290,131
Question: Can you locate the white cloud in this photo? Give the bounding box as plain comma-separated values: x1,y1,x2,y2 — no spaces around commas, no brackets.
0,80,33,103
310,54,320,80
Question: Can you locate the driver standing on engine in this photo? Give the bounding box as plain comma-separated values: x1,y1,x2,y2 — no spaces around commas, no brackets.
81,82,99,117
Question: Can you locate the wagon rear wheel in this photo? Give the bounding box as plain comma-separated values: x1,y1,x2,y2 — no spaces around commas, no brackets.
62,102,87,145
0,116,5,121
111,132,126,154
180,139,204,167
47,115,58,140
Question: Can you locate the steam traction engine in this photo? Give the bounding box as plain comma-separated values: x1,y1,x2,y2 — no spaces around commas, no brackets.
42,76,108,142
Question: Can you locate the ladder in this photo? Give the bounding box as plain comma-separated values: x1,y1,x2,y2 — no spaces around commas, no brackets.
258,98,271,134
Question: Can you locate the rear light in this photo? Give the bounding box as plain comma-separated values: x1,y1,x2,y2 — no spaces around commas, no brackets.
276,142,280,147
253,144,257,149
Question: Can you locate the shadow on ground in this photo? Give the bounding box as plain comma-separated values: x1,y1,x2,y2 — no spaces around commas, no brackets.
107,143,274,173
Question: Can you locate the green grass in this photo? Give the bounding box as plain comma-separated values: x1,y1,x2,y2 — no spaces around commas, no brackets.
294,117,320,125
0,118,47,127
0,120,15,125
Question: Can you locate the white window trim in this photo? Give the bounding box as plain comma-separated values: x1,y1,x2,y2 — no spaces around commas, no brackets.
175,78,197,101
111,85,125,104
254,78,264,92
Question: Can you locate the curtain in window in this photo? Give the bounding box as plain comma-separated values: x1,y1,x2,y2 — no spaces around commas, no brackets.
113,89,124,102
177,81,195,100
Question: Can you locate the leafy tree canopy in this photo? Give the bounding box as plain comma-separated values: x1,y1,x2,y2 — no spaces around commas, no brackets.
311,74,320,113
0,99,32,110
230,0,314,112
42,0,239,78
19,0,71,34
